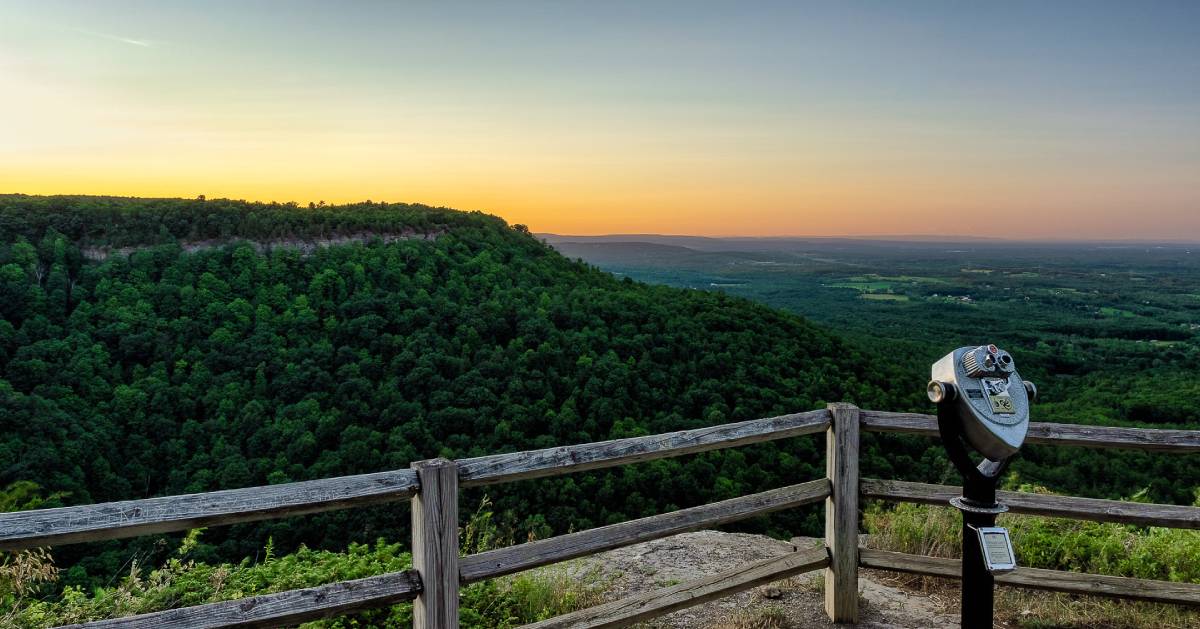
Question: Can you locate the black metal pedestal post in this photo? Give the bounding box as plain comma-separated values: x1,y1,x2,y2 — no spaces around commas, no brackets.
937,400,1010,629
958,477,1000,628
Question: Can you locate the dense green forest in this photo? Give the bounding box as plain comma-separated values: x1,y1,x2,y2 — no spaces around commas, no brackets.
0,195,927,592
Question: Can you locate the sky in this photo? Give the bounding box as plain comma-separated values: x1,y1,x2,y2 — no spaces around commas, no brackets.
1,1,1198,239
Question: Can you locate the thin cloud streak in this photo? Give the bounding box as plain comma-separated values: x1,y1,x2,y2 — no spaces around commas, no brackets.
70,27,153,48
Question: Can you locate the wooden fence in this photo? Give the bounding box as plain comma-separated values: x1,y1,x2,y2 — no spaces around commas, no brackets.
2,405,1198,628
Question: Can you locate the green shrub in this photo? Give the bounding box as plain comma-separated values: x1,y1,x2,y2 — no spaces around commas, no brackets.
864,486,1200,584
2,498,608,628
863,488,1200,628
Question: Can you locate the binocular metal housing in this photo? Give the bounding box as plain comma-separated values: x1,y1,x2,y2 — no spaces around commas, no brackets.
928,344,1035,460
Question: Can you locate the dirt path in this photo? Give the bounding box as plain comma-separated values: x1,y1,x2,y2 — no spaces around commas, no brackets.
574,530,958,628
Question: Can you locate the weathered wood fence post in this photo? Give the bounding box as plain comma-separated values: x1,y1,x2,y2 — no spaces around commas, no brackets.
825,403,860,623
411,458,460,629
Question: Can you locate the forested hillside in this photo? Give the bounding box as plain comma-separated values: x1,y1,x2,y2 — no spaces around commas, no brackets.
0,195,923,588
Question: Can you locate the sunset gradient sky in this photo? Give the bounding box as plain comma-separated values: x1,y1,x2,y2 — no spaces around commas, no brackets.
2,1,1198,239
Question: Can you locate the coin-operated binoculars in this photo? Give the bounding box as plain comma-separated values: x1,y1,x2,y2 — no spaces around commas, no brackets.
928,344,1036,628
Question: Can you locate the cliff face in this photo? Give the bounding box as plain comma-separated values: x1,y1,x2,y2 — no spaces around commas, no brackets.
79,229,443,261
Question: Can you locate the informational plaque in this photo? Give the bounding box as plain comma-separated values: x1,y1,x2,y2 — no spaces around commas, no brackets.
973,526,1016,574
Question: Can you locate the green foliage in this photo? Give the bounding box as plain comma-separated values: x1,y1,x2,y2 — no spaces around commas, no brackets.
3,503,605,629
863,498,1200,584
863,498,1200,628
0,481,69,513
861,500,962,560
7,537,412,627
1,482,68,626
1014,521,1200,583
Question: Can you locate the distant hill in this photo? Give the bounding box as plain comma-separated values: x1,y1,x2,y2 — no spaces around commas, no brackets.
537,232,1007,253
539,233,1200,253
547,240,746,268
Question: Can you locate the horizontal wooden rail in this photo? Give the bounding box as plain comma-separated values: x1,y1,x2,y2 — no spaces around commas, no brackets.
0,471,419,552
860,548,1200,606
861,478,1200,529
860,411,1200,452
461,479,829,583
458,410,830,487
61,569,422,629
6,405,1195,628
523,546,829,629
0,411,828,552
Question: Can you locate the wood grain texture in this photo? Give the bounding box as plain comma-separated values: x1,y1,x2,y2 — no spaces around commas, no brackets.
859,549,1200,606
824,403,860,623
412,459,459,629
860,411,1200,452
860,478,1200,529
457,410,831,487
1,411,828,551
460,479,830,584
858,411,940,438
0,470,419,552
1025,422,1200,452
522,547,830,629
59,570,421,628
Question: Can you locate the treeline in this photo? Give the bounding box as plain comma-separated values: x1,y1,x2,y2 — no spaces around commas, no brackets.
0,194,499,249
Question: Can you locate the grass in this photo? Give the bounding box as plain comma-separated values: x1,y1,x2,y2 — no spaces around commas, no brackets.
701,576,820,629
829,272,955,295
480,562,609,625
994,589,1200,629
711,605,789,628
861,494,1200,628
848,273,951,284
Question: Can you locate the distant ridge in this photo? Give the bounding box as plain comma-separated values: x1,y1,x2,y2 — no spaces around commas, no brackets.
538,233,1200,248
538,233,1005,244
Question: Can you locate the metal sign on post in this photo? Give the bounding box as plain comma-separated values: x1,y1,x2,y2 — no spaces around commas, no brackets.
928,344,1036,628
973,526,1017,574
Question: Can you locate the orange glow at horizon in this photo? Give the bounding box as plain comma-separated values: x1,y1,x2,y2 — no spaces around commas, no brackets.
2,3,1198,240
7,153,1196,239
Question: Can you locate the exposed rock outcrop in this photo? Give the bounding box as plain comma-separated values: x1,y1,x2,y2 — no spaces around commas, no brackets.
571,531,956,628
80,229,442,261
